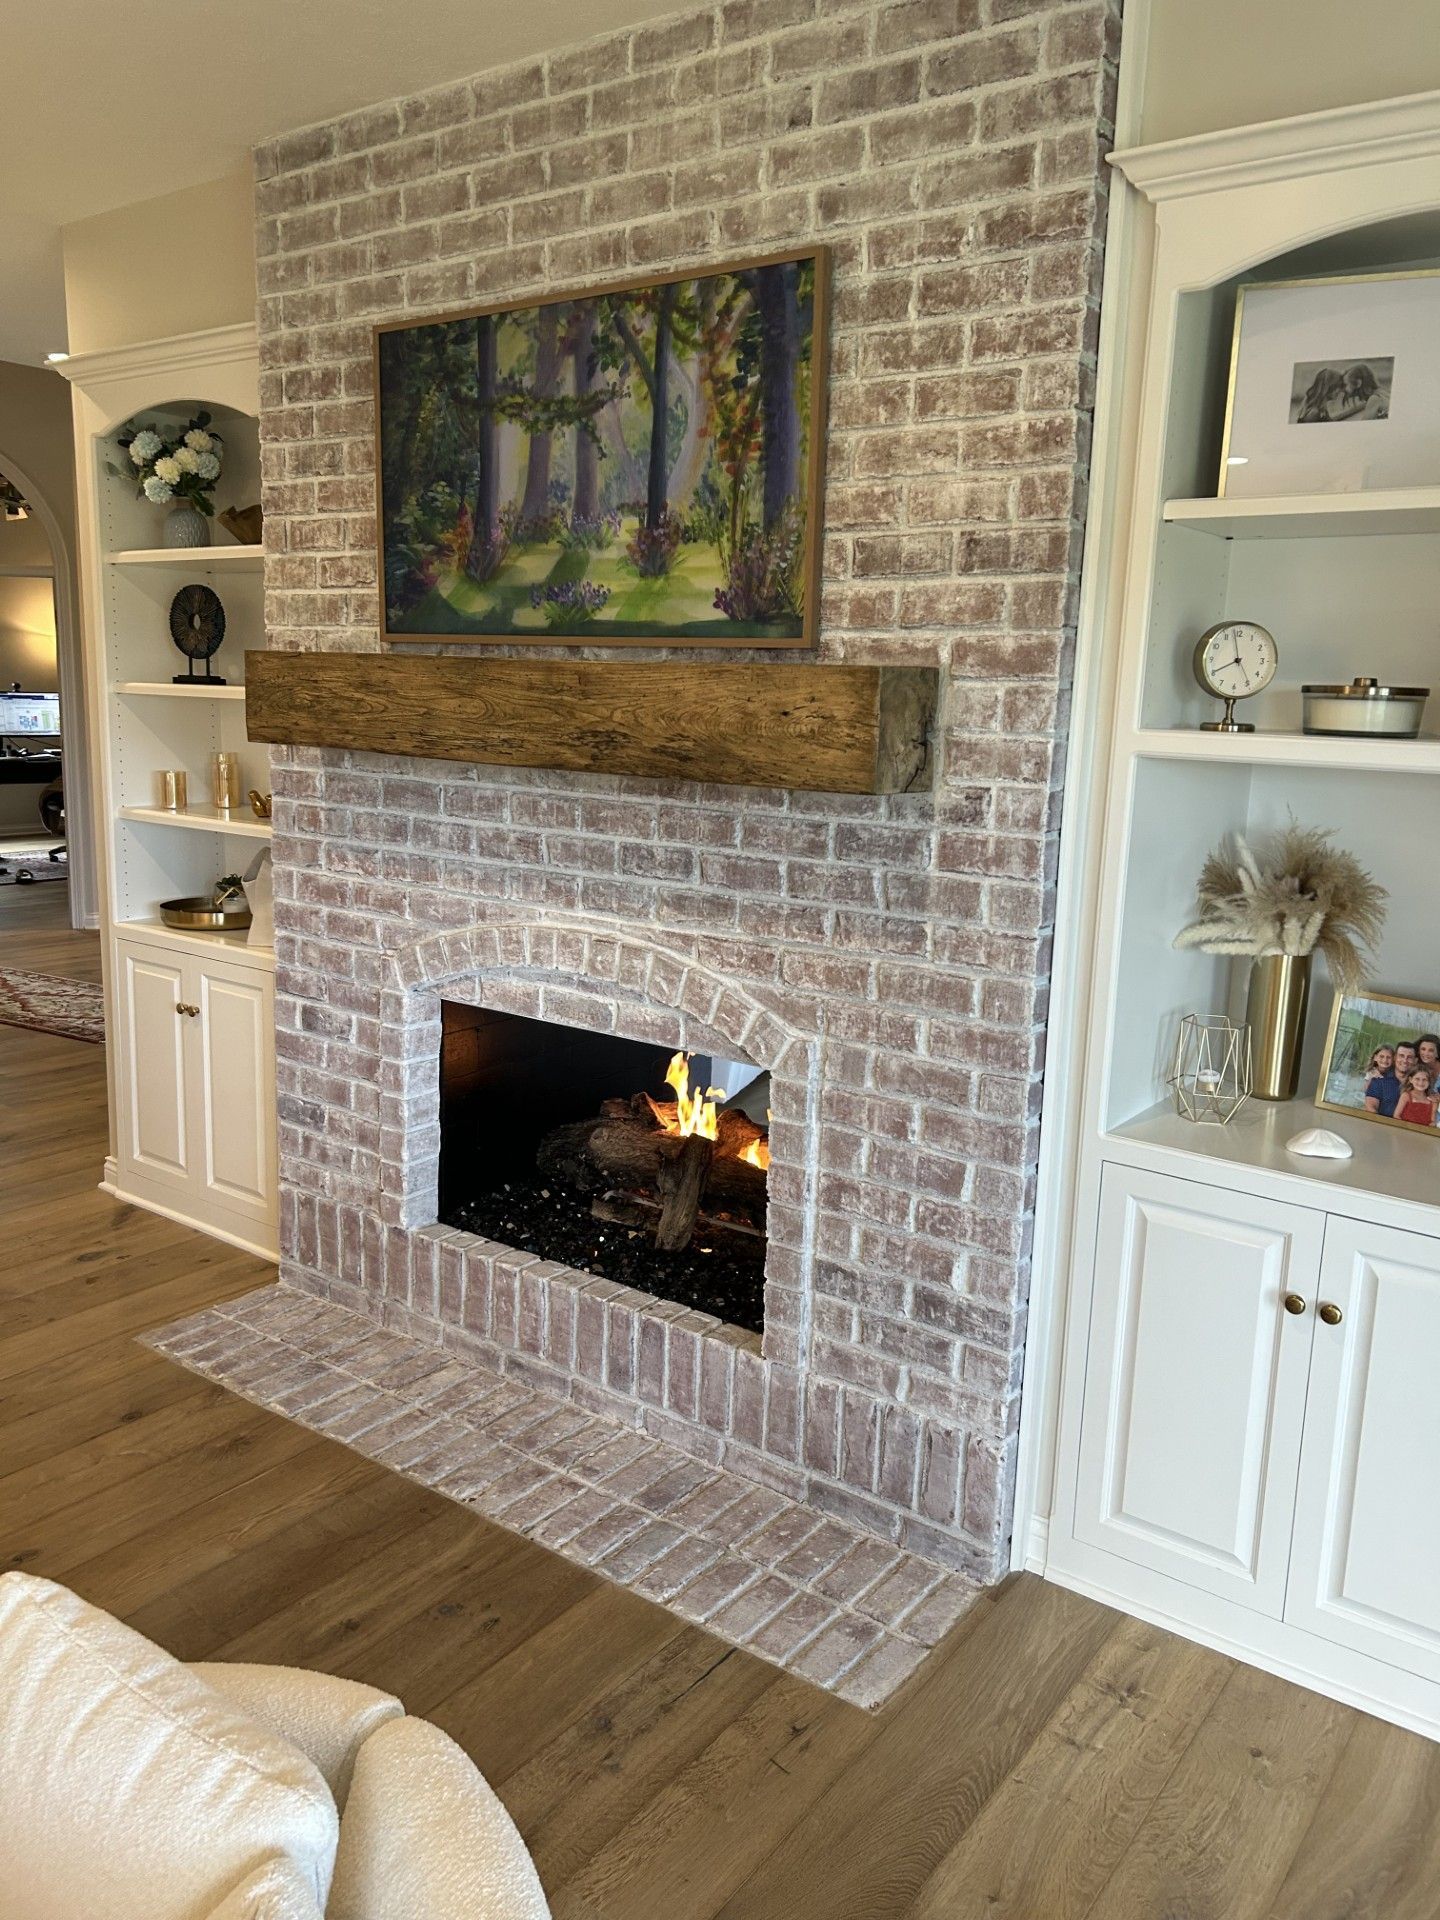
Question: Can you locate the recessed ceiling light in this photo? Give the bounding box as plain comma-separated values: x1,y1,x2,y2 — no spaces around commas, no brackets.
1226,455,1248,466
45,351,69,364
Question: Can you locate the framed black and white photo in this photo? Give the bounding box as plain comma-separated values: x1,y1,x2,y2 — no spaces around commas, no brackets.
1316,988,1440,1138
1218,269,1440,497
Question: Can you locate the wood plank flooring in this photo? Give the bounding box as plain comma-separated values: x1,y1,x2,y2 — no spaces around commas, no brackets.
0,876,102,981
3,883,1438,1918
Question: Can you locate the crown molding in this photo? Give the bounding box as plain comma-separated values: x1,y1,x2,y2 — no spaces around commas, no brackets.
55,322,257,392
1111,89,1440,202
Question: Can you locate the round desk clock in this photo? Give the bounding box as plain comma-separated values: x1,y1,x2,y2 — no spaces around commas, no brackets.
1192,620,1277,733
169,583,227,686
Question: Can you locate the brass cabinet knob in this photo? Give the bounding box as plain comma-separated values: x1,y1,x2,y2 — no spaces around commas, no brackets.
1319,1301,1344,1326
1283,1293,1307,1315
174,1002,200,1018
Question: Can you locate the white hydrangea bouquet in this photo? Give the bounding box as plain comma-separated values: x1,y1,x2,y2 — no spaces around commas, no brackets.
112,412,224,515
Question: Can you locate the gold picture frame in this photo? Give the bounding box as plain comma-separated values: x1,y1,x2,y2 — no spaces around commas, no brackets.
373,246,830,648
1315,987,1440,1139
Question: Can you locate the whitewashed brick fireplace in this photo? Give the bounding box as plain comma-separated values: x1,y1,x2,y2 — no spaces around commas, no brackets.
255,0,1121,1583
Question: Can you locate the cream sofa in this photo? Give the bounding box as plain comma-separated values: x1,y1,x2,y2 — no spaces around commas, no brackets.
0,1573,551,1919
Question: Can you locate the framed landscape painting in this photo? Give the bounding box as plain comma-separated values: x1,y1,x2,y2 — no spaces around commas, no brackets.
375,247,829,646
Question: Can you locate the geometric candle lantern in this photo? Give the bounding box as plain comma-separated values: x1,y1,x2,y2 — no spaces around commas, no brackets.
1168,1013,1253,1125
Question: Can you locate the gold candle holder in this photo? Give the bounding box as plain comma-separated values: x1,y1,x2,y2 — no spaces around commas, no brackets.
1168,1013,1252,1124
156,769,188,812
211,752,242,812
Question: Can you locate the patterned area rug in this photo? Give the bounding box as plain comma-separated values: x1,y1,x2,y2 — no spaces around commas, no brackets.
0,967,104,1043
0,848,67,886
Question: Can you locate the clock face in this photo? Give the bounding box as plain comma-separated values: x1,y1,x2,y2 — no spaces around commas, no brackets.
1195,621,1277,701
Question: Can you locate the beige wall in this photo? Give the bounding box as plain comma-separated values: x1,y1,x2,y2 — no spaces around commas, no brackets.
0,358,72,693
0,360,75,564
0,361,71,839
0,574,57,693
62,168,256,356
1141,0,1440,143
0,499,57,694
0,508,52,571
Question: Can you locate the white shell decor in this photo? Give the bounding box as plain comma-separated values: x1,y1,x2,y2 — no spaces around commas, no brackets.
1285,1127,1353,1161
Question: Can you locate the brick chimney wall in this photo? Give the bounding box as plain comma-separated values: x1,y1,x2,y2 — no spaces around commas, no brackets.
253,0,1121,1578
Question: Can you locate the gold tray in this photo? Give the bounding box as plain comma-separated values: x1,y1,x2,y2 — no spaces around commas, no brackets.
158,895,253,932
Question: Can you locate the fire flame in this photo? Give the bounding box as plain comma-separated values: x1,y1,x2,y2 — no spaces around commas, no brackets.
653,1051,724,1142
647,1055,772,1168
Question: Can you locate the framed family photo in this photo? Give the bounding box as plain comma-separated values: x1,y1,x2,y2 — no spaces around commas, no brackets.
374,247,829,647
1316,989,1440,1138
1218,268,1440,498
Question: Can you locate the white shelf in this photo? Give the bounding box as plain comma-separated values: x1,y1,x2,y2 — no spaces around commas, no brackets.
1163,488,1440,539
1130,727,1440,775
115,681,246,701
118,917,273,967
1107,1096,1440,1222
119,803,271,839
107,545,263,570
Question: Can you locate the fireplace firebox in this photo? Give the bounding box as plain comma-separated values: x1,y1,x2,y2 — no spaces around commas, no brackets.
437,1002,770,1332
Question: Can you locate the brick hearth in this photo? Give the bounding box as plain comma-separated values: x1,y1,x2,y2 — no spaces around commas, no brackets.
254,0,1120,1584
146,1285,983,1708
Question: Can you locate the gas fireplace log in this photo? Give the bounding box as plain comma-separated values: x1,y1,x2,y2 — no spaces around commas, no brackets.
591,1115,765,1214
535,1108,767,1223
591,1192,765,1251
655,1133,716,1251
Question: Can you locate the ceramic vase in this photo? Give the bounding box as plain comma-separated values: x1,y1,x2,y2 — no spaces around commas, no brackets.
162,502,210,549
1245,953,1311,1101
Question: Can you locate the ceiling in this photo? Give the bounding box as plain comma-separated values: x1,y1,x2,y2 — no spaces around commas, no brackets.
1,0,678,366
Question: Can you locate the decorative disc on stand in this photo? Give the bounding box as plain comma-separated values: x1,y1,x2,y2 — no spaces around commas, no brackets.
169,584,227,685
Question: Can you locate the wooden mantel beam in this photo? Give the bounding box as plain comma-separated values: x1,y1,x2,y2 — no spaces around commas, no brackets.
244,653,937,796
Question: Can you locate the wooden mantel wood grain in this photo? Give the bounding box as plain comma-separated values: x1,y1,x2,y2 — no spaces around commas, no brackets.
243,652,938,795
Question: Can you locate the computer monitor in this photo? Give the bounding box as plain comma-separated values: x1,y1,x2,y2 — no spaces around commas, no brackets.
0,692,61,739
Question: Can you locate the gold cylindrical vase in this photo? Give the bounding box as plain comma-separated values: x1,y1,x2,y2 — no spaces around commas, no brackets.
211,751,242,812
1245,953,1311,1101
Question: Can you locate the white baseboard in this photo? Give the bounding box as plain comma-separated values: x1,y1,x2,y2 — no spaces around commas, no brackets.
1019,1514,1050,1575
101,1177,278,1264
1045,1556,1440,1745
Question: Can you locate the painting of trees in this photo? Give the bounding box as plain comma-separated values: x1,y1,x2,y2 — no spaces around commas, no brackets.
375,249,827,643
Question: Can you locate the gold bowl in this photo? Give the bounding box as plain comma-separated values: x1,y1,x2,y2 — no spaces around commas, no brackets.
158,895,253,933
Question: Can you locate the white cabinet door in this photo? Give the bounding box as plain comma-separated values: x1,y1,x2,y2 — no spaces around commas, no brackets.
115,940,193,1194
1286,1218,1440,1682
1075,1166,1324,1613
194,955,276,1227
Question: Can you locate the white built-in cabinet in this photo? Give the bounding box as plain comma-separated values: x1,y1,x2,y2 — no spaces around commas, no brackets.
1287,1218,1440,1687
112,934,277,1240
1073,1171,1440,1701
60,328,277,1260
1036,93,1440,1742
1076,1170,1322,1616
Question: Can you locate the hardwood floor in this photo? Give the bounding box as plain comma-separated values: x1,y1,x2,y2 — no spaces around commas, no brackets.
0,876,102,981
3,886,1438,1917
